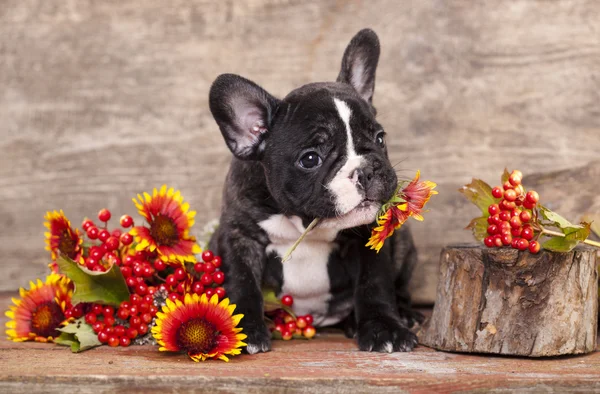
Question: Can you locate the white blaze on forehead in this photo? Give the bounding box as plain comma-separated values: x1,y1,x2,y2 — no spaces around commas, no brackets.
327,98,364,215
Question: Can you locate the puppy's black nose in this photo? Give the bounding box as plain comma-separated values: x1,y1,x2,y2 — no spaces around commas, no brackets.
353,167,374,190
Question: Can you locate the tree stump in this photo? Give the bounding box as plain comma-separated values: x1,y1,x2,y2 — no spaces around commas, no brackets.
418,245,598,357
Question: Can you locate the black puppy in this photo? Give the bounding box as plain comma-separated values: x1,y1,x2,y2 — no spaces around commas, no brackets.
208,29,421,354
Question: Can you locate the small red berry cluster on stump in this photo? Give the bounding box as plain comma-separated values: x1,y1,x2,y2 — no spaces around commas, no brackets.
484,170,541,254
267,294,316,340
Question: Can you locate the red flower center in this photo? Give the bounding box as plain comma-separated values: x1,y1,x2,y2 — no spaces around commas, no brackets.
150,214,179,246
177,318,218,355
31,302,64,338
58,229,78,258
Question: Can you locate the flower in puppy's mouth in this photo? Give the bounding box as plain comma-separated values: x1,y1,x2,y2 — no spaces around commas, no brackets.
130,185,201,264
44,210,83,263
5,274,72,343
366,170,437,252
151,293,246,362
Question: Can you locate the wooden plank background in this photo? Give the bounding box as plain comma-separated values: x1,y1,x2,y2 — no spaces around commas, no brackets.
1,0,599,303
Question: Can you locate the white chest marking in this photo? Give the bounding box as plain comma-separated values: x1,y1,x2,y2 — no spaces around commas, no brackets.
259,214,343,326
327,98,364,215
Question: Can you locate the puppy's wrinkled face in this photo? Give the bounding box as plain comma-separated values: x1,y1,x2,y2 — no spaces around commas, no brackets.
209,29,395,229
262,83,397,226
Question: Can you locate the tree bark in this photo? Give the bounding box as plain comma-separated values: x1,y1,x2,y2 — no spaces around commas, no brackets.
418,245,598,357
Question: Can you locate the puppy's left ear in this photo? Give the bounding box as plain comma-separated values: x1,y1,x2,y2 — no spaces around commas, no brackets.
209,74,280,160
337,29,380,104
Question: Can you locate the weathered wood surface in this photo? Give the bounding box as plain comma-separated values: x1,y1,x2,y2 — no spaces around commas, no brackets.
1,1,599,302
0,296,599,393
419,245,598,357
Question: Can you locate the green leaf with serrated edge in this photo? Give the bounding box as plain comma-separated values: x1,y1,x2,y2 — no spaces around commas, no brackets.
458,178,496,215
55,332,80,352
57,255,130,307
542,222,591,252
466,217,489,242
539,205,587,235
56,317,102,353
501,168,511,184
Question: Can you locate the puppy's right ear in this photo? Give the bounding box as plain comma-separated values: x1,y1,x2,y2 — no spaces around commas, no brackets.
209,74,280,160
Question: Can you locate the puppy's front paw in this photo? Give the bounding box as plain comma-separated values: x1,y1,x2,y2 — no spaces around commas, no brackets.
398,306,425,329
243,323,272,355
357,317,417,353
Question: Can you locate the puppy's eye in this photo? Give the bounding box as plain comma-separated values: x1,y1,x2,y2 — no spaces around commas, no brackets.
375,131,386,147
298,151,322,169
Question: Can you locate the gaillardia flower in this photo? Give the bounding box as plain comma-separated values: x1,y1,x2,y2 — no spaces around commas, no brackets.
44,210,83,262
152,293,246,362
130,185,202,264
366,170,437,253
5,274,72,343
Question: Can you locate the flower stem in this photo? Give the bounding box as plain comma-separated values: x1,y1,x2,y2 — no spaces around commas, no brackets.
541,228,600,248
282,218,320,263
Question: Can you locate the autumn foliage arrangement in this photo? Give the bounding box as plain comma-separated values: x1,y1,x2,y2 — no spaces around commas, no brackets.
5,186,316,362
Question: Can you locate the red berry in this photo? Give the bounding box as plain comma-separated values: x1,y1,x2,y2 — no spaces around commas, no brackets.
303,326,316,339
215,287,226,299
120,233,133,246
192,282,204,295
85,313,97,324
72,304,84,318
105,236,119,251
98,229,110,243
517,238,529,251
511,227,522,237
501,233,512,246
143,294,153,304
87,227,99,240
201,273,213,286
281,330,293,341
97,331,110,344
202,250,214,262
488,204,500,216
119,336,131,347
142,265,153,277
529,240,541,254
520,211,532,223
304,315,314,325
514,184,524,196
504,189,517,202
138,323,149,335
141,313,153,324
503,181,514,190
114,325,126,337
491,214,501,225
154,260,166,271
274,323,284,333
168,293,180,303
205,288,215,299
86,258,98,270
82,219,95,231
174,267,186,281
487,225,498,235
500,200,516,211
166,275,178,288
511,238,520,249
92,322,105,333
108,336,119,347
484,236,495,248
526,191,539,204
509,216,522,229
92,304,103,315
136,283,148,296
212,256,222,268
499,211,511,222
213,271,225,285
98,209,112,222
296,316,308,329
523,199,536,210
509,172,522,187
193,262,204,273
203,263,216,274
493,235,503,247
90,247,104,260
285,321,296,331
126,327,138,339
117,308,130,320
104,316,116,327
281,295,294,307
521,226,534,241
126,277,137,287
491,187,503,199
120,215,133,228
111,229,122,239
121,266,133,278
130,294,142,305
120,301,131,310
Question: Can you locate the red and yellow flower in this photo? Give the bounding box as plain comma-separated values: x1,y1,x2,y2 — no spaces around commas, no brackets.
130,185,202,264
151,293,246,362
5,274,72,343
44,210,83,263
367,170,437,252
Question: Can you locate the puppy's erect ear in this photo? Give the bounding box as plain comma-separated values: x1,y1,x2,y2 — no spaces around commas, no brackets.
209,74,280,160
336,29,380,104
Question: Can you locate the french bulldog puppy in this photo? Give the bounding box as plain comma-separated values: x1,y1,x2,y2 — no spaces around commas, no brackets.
208,29,422,354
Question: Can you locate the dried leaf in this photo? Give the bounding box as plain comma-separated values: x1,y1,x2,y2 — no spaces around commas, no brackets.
56,317,102,353
466,217,489,242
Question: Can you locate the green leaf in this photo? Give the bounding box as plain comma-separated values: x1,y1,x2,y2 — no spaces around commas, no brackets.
56,318,102,353
501,168,511,184
465,217,489,242
261,288,295,317
57,255,130,307
539,205,582,233
542,222,591,252
458,178,496,215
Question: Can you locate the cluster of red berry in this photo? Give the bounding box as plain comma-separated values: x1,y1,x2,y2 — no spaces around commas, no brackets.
64,208,229,347
484,170,541,253
268,294,316,340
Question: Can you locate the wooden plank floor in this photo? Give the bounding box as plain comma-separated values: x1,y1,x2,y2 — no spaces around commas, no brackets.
0,294,599,393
